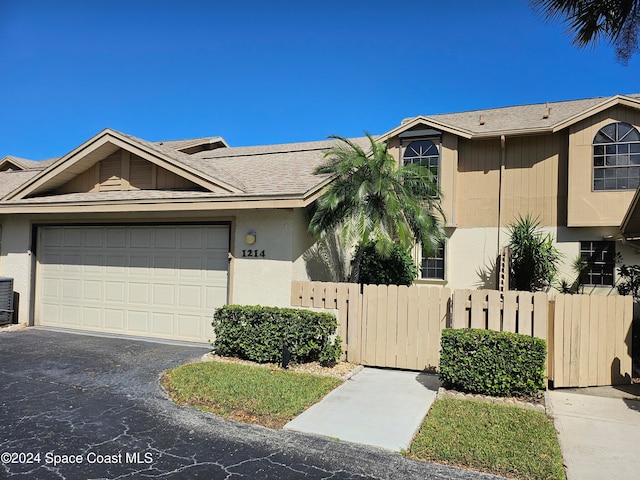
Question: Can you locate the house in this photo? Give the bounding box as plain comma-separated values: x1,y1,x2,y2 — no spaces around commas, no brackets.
1,93,640,343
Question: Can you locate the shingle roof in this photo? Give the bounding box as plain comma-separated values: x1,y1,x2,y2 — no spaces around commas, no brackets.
190,137,371,196
152,136,227,151
0,170,42,198
0,155,57,171
405,94,640,137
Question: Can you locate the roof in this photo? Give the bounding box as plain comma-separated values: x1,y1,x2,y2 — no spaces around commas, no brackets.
0,155,57,171
381,94,640,140
0,129,369,211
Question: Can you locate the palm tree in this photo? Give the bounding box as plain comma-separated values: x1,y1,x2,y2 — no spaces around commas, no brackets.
531,0,640,64
308,133,445,282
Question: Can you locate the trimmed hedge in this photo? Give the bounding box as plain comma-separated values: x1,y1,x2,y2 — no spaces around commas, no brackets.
212,305,342,366
439,328,546,397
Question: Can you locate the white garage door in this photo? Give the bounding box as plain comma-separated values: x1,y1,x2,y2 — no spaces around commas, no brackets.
36,224,229,343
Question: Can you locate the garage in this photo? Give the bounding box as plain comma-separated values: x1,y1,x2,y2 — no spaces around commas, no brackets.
35,224,229,343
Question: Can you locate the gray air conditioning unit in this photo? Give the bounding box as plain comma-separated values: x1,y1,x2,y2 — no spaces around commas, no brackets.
0,277,14,326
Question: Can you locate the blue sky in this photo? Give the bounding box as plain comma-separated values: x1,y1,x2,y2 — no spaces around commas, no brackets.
1,0,639,160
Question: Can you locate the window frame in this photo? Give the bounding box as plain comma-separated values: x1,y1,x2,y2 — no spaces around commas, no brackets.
592,122,640,192
420,241,446,281
579,240,615,286
401,137,441,189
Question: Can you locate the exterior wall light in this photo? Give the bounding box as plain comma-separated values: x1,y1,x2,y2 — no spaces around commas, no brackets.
245,231,256,245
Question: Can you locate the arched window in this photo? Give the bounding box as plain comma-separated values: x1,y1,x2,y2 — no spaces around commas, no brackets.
593,122,640,191
403,139,439,183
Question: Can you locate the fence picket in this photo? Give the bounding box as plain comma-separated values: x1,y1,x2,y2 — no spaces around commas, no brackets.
289,282,632,387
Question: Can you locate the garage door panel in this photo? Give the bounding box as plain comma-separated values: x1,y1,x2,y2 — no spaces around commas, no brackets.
152,312,174,335
128,311,149,333
105,282,125,302
128,283,150,304
62,305,81,325
177,314,203,340
179,228,204,249
106,229,127,247
154,229,176,248
36,225,228,343
83,281,102,301
84,228,104,247
130,228,151,248
62,279,81,300
63,229,83,247
105,309,125,330
82,307,102,328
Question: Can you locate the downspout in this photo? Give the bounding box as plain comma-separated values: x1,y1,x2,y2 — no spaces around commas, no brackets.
497,135,506,288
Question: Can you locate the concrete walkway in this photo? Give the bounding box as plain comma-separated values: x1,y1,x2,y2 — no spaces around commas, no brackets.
547,385,640,480
284,367,439,451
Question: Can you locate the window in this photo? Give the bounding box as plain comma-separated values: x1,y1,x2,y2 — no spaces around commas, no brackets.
403,139,439,184
593,122,640,191
421,243,445,280
580,241,615,286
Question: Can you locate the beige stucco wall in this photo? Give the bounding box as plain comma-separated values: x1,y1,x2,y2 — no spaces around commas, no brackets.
231,208,298,307
0,216,33,324
440,225,639,293
0,207,316,327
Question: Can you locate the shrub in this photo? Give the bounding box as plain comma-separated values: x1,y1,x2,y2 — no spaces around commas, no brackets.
357,242,419,286
212,305,342,366
439,328,546,397
508,214,561,292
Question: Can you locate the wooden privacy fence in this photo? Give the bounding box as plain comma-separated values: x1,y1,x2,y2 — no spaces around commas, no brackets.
291,282,548,370
291,281,634,388
549,294,633,388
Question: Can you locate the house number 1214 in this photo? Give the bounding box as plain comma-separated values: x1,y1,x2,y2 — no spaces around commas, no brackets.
242,250,265,258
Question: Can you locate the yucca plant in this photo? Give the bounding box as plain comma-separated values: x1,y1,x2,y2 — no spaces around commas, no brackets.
507,215,562,292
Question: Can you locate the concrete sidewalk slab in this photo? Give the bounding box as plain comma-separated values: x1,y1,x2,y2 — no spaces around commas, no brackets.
547,387,640,480
284,367,439,452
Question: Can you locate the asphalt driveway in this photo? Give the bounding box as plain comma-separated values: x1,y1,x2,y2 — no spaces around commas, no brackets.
0,329,502,479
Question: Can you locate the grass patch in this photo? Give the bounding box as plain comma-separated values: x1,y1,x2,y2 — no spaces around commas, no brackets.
410,398,565,480
161,361,342,428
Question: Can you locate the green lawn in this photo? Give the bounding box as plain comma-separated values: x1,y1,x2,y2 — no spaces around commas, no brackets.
410,398,565,480
161,361,342,428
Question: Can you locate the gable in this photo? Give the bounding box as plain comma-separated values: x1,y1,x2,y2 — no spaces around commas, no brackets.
0,162,22,172
53,148,205,195
4,129,243,201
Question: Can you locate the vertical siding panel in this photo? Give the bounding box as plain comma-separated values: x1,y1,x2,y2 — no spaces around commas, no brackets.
385,285,398,368
362,285,375,365
427,287,442,370
569,295,582,387
406,286,419,370
533,292,547,340
605,296,617,384
396,285,409,369
487,290,501,331
470,290,485,329
597,295,609,385
622,295,633,382
578,295,591,387
452,289,469,328
553,295,565,387
562,294,573,385
347,284,361,364
518,292,533,336
290,281,302,306
311,282,325,308
417,287,430,370
324,283,337,309
301,282,313,307
375,285,388,367
587,295,600,386
503,291,518,333
335,283,349,362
